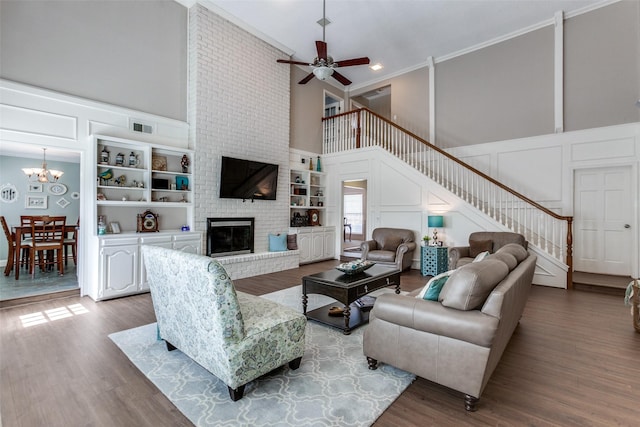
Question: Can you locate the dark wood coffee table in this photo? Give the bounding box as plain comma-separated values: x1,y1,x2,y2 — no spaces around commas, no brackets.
302,265,401,334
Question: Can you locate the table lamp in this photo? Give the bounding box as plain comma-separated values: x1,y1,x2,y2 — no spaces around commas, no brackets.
427,215,444,245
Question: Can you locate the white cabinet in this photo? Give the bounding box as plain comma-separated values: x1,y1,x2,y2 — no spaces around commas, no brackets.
297,231,312,264
96,231,202,300
99,237,140,300
324,230,336,259
290,226,336,264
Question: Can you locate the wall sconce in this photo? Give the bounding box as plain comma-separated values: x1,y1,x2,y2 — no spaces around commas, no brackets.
427,215,444,244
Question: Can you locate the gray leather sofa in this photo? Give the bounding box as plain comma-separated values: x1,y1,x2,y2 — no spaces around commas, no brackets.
448,231,528,269
360,227,417,272
363,243,536,411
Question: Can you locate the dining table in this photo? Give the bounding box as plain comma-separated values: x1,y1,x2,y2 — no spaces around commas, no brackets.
11,223,78,280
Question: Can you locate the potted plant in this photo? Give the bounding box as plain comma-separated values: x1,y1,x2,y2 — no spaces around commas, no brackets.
422,235,431,247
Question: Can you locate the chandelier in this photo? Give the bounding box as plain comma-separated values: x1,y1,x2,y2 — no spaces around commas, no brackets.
22,148,64,183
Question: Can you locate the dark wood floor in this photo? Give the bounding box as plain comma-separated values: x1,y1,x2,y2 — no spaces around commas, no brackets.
1,260,638,426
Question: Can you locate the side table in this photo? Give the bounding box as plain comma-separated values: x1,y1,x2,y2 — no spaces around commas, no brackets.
421,245,449,276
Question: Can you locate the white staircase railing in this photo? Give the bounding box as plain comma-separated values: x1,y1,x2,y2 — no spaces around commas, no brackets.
323,108,573,285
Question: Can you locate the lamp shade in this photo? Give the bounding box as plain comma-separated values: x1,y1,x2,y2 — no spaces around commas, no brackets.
427,215,443,227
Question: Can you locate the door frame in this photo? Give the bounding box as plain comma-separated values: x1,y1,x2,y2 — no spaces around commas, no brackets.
572,162,639,278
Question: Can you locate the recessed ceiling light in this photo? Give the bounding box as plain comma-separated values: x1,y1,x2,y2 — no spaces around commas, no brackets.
370,63,383,71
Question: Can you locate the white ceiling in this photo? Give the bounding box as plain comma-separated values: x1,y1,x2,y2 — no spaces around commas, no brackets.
201,0,606,90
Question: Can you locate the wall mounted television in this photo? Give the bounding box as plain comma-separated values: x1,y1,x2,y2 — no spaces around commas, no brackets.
219,156,279,201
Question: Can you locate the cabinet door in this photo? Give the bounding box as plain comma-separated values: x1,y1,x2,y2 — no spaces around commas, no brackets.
298,232,312,264
323,230,336,259
173,238,201,254
100,245,139,299
311,232,324,260
139,242,173,291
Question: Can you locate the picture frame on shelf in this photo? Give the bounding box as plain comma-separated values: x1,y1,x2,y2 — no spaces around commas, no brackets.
152,155,167,171
110,222,121,234
25,195,47,209
28,183,43,193
176,175,189,191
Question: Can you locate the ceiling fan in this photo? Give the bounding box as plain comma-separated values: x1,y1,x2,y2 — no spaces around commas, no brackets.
276,0,370,86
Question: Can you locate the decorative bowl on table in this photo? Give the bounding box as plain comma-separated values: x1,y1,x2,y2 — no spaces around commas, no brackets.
335,260,375,275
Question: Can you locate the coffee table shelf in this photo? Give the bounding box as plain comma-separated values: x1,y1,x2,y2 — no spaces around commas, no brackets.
302,264,401,334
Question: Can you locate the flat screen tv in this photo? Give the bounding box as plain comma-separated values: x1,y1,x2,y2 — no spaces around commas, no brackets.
219,156,279,200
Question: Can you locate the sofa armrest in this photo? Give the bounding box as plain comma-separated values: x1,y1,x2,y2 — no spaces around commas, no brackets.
371,293,499,347
360,240,377,259
448,246,470,269
396,241,417,256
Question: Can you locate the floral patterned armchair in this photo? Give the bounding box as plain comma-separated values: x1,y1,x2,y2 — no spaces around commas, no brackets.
142,245,307,401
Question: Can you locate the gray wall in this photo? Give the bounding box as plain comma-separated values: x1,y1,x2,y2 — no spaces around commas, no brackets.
564,0,640,131
350,67,430,142
435,26,555,148
0,155,81,261
290,66,346,154
0,0,187,121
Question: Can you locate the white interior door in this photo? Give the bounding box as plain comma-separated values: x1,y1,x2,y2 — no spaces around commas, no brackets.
574,166,633,275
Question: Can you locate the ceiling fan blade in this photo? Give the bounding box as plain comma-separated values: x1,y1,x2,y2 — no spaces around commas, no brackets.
277,59,311,66
332,70,352,86
335,57,370,67
316,40,328,60
298,72,315,84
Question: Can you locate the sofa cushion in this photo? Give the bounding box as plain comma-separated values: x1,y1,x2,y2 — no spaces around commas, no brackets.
416,270,454,300
268,233,287,252
440,259,510,310
469,239,493,257
366,250,396,263
486,251,518,270
380,235,403,251
496,243,528,262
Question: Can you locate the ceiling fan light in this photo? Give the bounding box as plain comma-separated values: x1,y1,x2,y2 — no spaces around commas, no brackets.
313,66,334,81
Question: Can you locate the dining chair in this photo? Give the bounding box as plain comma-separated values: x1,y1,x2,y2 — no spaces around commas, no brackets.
26,215,66,276
1,216,16,276
64,217,79,266
19,215,34,269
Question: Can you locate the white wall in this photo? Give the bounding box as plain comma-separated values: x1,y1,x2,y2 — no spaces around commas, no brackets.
189,4,291,254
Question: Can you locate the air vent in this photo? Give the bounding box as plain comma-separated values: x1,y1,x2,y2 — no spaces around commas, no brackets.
130,119,154,134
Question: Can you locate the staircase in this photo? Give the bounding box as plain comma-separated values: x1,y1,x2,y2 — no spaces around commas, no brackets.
322,108,574,286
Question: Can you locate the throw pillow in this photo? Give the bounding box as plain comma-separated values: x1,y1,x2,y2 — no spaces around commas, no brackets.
416,270,454,300
473,251,490,262
287,233,298,250
439,259,509,310
268,233,288,252
469,239,493,257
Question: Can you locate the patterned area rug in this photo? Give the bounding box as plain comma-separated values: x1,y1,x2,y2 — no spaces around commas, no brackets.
109,286,415,427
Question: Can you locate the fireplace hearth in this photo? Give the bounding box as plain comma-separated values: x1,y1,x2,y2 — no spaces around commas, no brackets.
206,217,254,257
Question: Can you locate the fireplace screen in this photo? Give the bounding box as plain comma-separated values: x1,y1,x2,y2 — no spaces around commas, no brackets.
207,218,254,257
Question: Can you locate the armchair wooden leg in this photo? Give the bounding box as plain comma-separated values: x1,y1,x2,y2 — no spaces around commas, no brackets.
288,357,302,370
464,394,479,412
366,356,378,370
228,385,245,401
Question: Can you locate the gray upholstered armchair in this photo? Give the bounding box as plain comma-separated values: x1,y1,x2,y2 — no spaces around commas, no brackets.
142,245,307,401
448,231,528,270
361,227,417,272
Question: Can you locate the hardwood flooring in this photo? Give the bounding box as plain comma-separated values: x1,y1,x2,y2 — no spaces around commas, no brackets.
1,260,638,426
